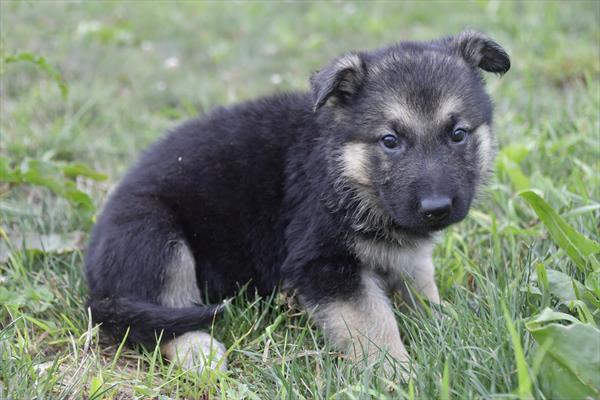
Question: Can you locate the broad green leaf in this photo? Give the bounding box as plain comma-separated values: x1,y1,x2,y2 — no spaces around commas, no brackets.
567,300,596,326
526,308,600,398
63,181,95,211
532,267,585,303
527,308,579,325
585,271,600,297
19,159,64,195
538,357,597,400
4,158,101,224
520,190,600,271
62,163,107,181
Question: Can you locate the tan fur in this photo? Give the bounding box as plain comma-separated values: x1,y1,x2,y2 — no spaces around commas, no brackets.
474,123,494,173
435,95,463,124
384,101,420,128
328,144,393,233
313,273,410,375
385,95,463,135
160,243,202,308
340,142,371,186
161,331,227,373
353,237,441,304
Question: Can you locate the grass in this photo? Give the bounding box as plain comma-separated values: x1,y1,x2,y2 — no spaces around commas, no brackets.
1,1,599,399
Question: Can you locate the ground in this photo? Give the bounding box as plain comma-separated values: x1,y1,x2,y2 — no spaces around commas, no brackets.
1,1,599,399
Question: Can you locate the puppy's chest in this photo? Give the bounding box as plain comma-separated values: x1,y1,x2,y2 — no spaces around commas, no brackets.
351,237,432,289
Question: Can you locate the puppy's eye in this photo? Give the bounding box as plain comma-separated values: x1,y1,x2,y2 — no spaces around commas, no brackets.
449,128,468,144
380,134,399,149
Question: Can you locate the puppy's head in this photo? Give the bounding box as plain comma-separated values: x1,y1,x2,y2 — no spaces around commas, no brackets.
312,30,510,236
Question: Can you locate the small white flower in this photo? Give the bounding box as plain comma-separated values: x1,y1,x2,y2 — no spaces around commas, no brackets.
164,57,180,69
270,74,283,85
156,81,167,91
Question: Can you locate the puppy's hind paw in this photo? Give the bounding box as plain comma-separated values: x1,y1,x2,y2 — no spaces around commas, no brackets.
161,331,228,374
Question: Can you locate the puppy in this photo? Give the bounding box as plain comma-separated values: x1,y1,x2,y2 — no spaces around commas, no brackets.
85,29,509,377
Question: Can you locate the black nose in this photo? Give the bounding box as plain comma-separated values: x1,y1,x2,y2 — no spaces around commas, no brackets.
419,196,452,223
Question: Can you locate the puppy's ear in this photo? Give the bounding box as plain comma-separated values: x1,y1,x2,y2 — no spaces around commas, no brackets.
451,29,510,74
310,52,366,112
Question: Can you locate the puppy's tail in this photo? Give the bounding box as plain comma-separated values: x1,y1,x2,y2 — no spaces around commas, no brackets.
87,297,226,348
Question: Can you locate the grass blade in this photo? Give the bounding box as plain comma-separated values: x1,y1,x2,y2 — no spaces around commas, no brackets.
520,190,600,271
503,303,533,400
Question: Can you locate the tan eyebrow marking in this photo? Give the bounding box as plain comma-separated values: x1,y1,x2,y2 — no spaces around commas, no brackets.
435,96,463,124
384,96,464,136
384,101,420,128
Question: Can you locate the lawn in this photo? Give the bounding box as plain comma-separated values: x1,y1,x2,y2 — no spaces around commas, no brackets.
1,1,599,399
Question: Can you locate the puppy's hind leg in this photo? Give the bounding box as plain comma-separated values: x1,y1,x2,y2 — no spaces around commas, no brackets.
158,242,228,373
87,199,228,373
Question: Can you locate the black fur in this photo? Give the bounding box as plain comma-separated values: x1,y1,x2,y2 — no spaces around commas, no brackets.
86,30,509,348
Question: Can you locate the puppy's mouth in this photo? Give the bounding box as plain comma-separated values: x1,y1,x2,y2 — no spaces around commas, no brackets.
391,220,451,237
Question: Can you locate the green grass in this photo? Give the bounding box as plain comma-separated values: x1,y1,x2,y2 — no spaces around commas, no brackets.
1,1,599,399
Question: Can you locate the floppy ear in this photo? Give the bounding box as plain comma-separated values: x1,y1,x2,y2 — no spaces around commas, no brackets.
452,29,510,74
310,52,366,112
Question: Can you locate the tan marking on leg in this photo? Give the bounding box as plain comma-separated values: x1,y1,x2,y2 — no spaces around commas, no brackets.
161,331,227,373
405,253,441,305
340,142,371,186
312,273,410,378
352,236,440,305
160,242,202,308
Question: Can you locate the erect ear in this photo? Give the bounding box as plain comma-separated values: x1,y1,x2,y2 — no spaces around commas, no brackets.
310,52,366,112
451,29,510,74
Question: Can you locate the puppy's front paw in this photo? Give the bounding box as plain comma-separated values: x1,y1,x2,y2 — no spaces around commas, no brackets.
161,331,228,374
382,358,415,384
430,300,456,322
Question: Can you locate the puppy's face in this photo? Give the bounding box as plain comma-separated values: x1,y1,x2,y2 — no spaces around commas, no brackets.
312,30,510,235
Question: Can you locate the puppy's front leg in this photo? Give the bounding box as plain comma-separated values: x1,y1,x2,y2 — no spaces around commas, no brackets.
396,246,441,307
311,272,410,376
407,254,441,305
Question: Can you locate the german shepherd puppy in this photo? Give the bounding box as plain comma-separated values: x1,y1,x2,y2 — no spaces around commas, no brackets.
86,30,510,377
